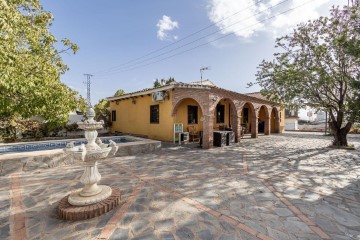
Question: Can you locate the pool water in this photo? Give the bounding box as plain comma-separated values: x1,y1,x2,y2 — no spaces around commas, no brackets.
0,137,136,154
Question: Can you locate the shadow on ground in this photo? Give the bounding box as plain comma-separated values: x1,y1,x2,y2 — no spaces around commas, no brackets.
0,132,359,240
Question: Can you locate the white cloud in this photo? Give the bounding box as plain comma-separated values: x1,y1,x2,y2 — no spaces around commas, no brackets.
207,0,338,39
156,15,179,41
207,0,262,38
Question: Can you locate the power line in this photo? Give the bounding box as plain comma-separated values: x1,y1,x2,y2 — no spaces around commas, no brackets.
95,0,314,76
95,0,290,77
91,0,265,76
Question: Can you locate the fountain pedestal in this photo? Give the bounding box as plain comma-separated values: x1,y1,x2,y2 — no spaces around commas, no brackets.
58,108,122,220
68,161,112,205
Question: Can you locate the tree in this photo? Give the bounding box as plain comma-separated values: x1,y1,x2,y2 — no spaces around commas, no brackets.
94,99,109,117
165,77,176,85
340,12,360,121
77,95,88,113
94,99,110,127
93,89,124,128
153,77,176,87
153,79,161,88
0,0,80,130
250,5,359,146
113,89,125,97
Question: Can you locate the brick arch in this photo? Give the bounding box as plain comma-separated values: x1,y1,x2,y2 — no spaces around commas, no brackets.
271,107,281,133
239,101,256,113
239,102,257,137
211,97,242,142
259,105,270,118
258,105,270,135
211,97,242,116
172,97,205,117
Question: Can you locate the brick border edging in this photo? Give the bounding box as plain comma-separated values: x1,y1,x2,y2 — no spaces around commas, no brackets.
58,187,122,221
10,173,27,240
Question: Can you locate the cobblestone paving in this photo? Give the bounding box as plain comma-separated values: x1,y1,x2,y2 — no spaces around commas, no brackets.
0,132,359,240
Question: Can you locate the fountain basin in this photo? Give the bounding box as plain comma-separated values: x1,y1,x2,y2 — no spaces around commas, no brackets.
64,147,113,162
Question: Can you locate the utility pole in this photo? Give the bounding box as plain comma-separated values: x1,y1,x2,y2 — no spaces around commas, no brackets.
84,74,93,107
200,66,210,84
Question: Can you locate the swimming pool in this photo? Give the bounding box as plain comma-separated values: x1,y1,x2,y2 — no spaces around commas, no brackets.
0,136,137,154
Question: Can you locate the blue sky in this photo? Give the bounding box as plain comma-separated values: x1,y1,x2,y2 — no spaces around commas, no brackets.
42,0,344,108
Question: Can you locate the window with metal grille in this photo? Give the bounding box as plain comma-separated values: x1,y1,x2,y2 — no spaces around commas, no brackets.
150,105,159,124
216,104,225,123
111,110,116,121
187,105,198,124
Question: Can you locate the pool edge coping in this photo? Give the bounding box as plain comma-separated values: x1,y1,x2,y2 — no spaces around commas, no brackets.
0,136,160,161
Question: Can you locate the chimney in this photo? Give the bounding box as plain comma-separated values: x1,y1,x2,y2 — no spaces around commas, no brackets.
161,79,166,86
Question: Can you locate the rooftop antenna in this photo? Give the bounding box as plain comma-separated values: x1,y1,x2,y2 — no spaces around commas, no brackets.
200,66,210,84
83,74,93,107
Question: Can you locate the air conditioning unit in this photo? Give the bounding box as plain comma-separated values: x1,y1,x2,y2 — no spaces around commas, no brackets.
152,92,164,101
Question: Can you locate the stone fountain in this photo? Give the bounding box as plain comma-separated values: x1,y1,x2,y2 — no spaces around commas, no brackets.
58,108,121,220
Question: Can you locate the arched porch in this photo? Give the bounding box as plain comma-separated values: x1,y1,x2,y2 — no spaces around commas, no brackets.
240,102,258,138
211,98,241,143
258,105,270,135
271,107,281,133
172,97,204,142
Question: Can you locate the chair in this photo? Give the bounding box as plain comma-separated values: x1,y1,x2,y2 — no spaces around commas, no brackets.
188,126,200,142
219,124,226,131
174,123,189,144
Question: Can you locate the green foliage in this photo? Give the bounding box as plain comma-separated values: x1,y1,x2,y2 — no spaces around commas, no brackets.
0,119,66,142
113,89,125,97
342,27,360,123
94,99,111,128
153,77,176,87
0,0,80,135
153,79,161,88
65,123,80,132
94,99,109,118
76,95,88,114
250,5,359,146
165,77,176,85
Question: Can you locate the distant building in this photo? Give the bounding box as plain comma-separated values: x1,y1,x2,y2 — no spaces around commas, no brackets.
285,109,299,131
68,111,84,125
316,111,326,122
306,110,315,122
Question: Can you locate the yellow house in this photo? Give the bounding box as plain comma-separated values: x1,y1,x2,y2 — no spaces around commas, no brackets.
107,80,285,149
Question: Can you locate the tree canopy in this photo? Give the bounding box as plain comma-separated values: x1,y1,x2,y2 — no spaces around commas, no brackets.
0,0,80,129
250,5,359,146
153,79,161,88
113,89,125,97
153,77,176,88
94,98,109,126
93,89,124,127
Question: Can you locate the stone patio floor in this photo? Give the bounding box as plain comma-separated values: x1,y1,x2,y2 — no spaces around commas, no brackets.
0,132,359,240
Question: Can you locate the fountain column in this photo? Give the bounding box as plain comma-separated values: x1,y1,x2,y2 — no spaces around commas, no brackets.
58,108,122,220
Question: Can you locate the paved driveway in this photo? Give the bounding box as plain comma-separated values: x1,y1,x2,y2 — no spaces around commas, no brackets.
0,132,359,240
